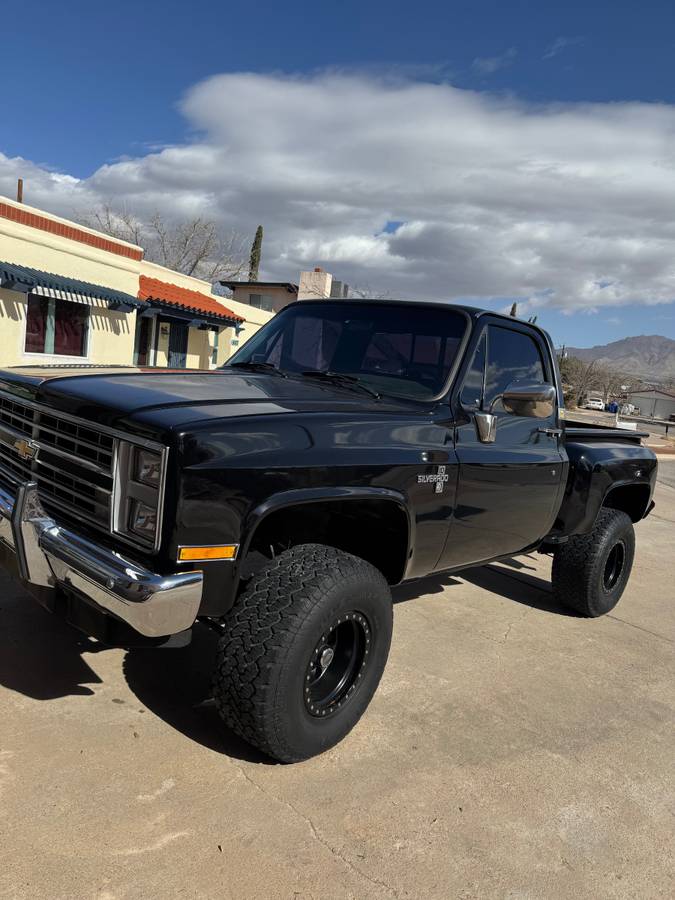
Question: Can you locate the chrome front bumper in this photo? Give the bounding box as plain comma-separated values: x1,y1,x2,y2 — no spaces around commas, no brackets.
0,481,202,637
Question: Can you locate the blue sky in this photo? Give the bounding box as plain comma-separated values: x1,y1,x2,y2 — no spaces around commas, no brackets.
2,0,675,347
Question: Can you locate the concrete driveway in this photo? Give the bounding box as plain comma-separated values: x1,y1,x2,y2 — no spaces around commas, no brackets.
1,471,673,899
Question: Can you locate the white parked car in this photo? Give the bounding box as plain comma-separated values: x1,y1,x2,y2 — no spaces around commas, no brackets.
584,397,605,411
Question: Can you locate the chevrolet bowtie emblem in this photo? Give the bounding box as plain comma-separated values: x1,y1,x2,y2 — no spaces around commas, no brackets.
13,438,39,461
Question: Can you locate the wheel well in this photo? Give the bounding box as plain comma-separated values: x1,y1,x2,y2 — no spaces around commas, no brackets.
602,483,651,522
246,498,410,584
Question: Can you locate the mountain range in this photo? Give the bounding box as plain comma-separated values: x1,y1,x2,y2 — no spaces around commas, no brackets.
565,335,675,383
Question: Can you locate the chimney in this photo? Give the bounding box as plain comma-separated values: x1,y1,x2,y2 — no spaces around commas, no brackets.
298,267,333,300
16,178,23,203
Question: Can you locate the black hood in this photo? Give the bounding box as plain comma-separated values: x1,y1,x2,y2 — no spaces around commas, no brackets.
0,366,412,437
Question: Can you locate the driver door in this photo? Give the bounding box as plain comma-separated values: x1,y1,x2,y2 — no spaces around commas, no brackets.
438,319,566,570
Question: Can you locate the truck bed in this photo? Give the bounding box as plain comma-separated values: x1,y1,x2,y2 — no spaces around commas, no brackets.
564,418,649,445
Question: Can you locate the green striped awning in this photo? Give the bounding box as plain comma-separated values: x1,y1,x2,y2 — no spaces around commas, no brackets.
0,261,142,312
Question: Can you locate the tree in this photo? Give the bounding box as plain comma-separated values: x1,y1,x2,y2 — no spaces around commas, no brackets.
558,355,599,406
248,225,263,281
558,354,632,407
595,364,629,404
80,204,247,284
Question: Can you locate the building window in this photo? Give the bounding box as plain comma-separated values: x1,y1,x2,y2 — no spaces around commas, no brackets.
248,293,274,312
211,328,220,367
25,295,90,357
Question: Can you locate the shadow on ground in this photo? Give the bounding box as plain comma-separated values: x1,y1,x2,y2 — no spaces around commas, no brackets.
0,590,103,699
392,556,575,617
122,627,272,764
0,555,571,760
0,581,268,763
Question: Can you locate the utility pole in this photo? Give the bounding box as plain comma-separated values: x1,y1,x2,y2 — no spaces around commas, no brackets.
16,178,23,203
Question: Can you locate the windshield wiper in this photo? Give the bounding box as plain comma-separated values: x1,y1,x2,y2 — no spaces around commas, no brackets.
301,370,381,400
228,361,287,378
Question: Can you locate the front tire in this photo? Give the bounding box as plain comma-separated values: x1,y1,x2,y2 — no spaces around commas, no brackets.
552,508,635,617
213,544,393,762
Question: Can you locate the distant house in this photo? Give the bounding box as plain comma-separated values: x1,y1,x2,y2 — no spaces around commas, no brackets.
220,280,299,314
626,388,675,419
0,196,273,370
221,266,349,314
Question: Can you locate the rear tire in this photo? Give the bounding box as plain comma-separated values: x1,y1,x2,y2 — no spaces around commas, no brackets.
213,543,393,762
552,508,635,617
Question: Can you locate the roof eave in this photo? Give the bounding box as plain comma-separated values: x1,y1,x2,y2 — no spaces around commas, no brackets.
220,280,298,293
141,296,243,326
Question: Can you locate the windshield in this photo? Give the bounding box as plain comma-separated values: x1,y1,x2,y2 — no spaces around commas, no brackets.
225,302,468,400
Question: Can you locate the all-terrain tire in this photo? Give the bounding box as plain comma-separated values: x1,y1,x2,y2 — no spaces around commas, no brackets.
213,543,393,762
552,508,635,617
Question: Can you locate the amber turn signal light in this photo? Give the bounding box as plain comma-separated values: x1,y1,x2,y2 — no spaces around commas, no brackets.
177,545,238,562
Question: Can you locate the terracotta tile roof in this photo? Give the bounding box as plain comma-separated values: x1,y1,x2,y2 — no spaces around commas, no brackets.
138,275,244,322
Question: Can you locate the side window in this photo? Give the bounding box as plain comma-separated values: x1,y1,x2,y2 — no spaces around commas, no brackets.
459,332,486,409
248,294,274,311
485,325,545,411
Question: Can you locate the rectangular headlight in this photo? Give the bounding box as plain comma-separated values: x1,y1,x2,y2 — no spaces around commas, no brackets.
129,500,158,539
112,440,167,550
135,448,162,487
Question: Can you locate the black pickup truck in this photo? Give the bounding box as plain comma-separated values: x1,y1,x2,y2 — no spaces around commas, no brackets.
0,300,657,761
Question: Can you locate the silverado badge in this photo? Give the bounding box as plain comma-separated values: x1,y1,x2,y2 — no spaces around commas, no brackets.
417,465,449,493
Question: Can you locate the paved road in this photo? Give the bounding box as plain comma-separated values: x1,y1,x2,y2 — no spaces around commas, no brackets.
0,482,674,899
657,458,675,490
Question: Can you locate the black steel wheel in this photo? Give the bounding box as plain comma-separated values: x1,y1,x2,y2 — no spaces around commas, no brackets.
213,544,393,762
304,612,370,717
602,541,625,592
552,508,635,617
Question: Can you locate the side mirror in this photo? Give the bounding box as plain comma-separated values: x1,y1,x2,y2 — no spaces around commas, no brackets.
500,381,556,419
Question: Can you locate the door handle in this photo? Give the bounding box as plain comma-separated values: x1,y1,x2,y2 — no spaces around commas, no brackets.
538,427,562,437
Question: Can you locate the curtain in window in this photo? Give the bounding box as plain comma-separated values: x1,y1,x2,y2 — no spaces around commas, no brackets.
25,296,49,353
55,301,88,356
24,294,89,357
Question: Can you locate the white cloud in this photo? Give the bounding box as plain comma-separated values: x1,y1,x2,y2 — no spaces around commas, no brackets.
471,48,517,75
543,37,583,60
2,70,675,312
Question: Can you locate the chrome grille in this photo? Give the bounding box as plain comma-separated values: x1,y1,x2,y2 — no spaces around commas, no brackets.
38,412,114,470
0,393,114,531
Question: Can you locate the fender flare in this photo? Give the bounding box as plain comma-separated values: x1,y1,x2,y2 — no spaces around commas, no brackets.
600,479,654,522
240,485,414,571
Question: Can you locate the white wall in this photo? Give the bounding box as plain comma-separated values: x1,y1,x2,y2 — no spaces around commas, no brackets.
0,287,136,368
0,197,141,367
628,392,675,419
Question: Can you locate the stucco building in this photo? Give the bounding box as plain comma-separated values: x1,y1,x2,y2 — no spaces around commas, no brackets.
626,388,675,420
0,196,272,370
220,279,299,314
221,266,349,313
